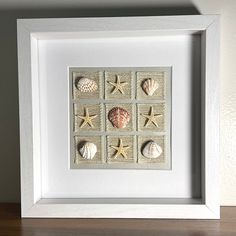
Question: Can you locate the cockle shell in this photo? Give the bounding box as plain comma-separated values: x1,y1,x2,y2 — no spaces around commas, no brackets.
79,141,97,160
108,107,130,129
142,140,162,158
142,78,159,96
76,77,98,93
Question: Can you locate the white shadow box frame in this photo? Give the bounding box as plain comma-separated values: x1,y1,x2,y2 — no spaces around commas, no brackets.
17,15,220,219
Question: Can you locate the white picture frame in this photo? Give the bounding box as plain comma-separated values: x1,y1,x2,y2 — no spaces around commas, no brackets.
17,15,220,219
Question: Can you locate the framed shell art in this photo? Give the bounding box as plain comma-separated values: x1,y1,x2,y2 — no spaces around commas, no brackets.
18,15,220,219
70,68,171,169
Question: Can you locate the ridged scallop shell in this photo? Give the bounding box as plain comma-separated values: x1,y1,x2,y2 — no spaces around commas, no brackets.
108,107,130,129
142,78,159,96
79,141,97,160
142,140,162,158
76,77,98,93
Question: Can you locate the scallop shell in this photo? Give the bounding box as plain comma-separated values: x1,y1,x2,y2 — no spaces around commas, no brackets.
76,77,98,93
142,78,159,96
79,141,97,160
142,140,162,158
108,107,130,129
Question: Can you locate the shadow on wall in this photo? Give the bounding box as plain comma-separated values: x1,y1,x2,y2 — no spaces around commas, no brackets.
0,5,200,203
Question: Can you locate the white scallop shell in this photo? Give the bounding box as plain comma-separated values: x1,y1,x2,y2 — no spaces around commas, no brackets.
76,77,98,93
79,142,97,160
142,140,162,158
142,78,159,96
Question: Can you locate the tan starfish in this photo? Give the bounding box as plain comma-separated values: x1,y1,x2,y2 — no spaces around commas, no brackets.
108,75,128,94
110,138,130,159
141,106,162,127
77,107,97,128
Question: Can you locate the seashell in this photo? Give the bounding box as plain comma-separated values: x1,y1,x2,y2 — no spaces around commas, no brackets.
76,77,98,93
142,78,159,96
79,141,97,160
108,107,130,129
142,140,162,158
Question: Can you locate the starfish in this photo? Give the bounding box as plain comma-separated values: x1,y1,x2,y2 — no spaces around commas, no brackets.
141,106,162,127
77,107,97,128
110,138,130,159
108,75,128,94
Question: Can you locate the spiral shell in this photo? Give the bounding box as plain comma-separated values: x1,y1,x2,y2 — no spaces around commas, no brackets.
79,141,97,160
108,107,130,129
76,77,98,93
142,140,162,158
142,78,159,96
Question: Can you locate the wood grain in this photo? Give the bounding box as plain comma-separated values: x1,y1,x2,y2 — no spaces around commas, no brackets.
0,204,235,236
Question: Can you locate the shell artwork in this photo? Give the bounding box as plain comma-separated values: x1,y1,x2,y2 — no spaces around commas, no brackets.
108,107,130,129
76,77,98,93
142,78,159,96
142,140,162,158
79,141,97,160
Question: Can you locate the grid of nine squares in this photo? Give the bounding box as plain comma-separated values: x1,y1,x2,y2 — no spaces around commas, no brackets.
70,68,170,169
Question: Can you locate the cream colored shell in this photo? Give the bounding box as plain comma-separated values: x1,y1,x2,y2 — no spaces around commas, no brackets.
79,141,97,160
76,77,98,93
142,78,159,96
142,140,162,158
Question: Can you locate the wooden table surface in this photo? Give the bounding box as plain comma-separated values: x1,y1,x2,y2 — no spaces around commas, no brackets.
0,204,236,236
